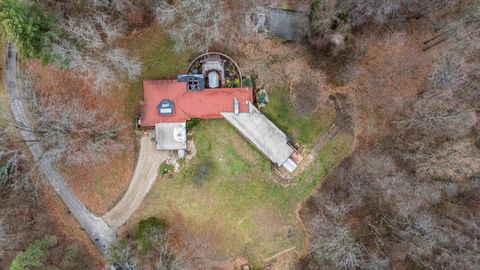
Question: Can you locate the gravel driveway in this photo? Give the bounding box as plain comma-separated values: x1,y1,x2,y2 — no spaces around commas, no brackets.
6,43,115,252
7,43,169,253
103,136,168,229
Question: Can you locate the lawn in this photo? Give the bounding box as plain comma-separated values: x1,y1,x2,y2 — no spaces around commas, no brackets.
261,85,335,146
118,26,351,265
129,120,353,265
116,26,192,118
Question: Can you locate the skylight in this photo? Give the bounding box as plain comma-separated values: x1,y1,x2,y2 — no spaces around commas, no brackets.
158,99,174,115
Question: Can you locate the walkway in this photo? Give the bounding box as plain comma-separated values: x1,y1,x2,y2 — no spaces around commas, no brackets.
103,136,168,229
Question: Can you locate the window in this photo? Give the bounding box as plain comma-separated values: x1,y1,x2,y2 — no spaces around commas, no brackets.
177,74,205,91
158,99,174,115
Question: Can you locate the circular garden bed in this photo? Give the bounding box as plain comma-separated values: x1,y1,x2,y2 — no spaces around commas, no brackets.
187,52,243,88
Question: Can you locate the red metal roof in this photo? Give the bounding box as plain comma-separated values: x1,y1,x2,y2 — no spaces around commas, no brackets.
140,80,253,127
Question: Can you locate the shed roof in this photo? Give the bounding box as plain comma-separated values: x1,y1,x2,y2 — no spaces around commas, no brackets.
141,80,252,127
221,103,295,166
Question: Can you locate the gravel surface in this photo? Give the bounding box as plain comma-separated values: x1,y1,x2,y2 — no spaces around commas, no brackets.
103,136,168,229
6,43,115,252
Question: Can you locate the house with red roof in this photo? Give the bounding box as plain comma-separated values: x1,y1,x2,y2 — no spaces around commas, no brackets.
140,79,253,127
139,54,301,172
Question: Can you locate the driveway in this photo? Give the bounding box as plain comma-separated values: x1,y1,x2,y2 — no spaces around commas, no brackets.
6,43,115,252
7,43,168,252
103,136,168,229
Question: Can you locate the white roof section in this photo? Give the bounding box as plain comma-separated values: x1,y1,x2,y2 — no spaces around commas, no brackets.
202,60,225,83
155,122,187,150
282,158,298,173
222,102,295,166
208,71,219,88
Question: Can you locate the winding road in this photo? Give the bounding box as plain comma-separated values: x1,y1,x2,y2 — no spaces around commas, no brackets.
5,43,167,253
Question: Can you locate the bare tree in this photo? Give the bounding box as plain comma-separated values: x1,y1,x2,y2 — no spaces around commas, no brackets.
106,48,142,80
403,140,480,181
155,0,229,52
309,0,351,52
63,17,104,50
427,52,469,92
22,76,124,165
343,0,459,26
108,221,215,270
391,212,480,269
0,131,20,188
301,1,480,269
112,0,135,15
91,63,116,94
309,0,462,51
0,124,38,192
146,225,214,270
45,0,142,94
0,218,10,260
94,13,126,43
106,240,139,270
309,215,366,269
394,99,474,140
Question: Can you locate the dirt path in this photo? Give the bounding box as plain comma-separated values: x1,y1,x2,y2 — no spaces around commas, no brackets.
311,124,340,155
103,136,168,229
5,43,115,252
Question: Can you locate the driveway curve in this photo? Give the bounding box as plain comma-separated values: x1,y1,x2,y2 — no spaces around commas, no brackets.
103,136,168,229
7,43,168,252
6,43,115,252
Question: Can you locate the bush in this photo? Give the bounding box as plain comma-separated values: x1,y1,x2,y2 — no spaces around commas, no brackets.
241,77,252,88
10,236,58,270
135,217,167,253
60,245,80,270
233,79,240,87
186,118,201,130
0,0,57,62
159,162,174,176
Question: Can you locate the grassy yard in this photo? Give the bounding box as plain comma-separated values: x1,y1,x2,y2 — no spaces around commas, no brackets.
116,26,192,118
118,26,351,265
129,120,352,265
261,86,335,146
